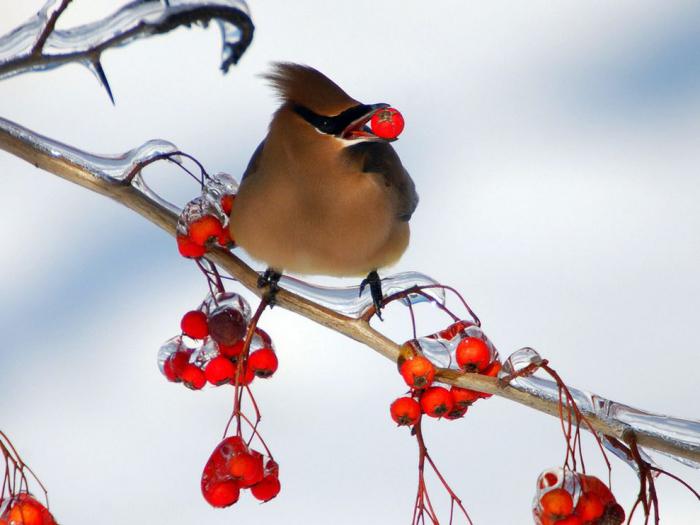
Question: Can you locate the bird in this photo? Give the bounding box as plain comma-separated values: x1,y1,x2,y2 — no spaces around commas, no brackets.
228,63,418,316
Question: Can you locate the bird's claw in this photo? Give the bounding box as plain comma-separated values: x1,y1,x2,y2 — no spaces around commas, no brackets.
360,270,384,320
258,268,282,307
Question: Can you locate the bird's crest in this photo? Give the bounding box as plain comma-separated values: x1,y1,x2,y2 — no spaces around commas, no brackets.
263,62,359,116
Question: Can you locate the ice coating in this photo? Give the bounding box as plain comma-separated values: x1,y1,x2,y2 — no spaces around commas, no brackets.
177,196,226,236
204,291,251,321
408,319,497,370
0,0,254,81
501,347,700,469
157,334,194,374
532,468,582,518
275,272,447,318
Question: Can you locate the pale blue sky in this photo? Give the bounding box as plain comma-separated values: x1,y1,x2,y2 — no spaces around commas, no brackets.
1,1,698,523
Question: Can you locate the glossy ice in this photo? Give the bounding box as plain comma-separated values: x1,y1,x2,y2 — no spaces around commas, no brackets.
501,347,700,469
407,319,497,370
0,0,254,81
275,272,447,319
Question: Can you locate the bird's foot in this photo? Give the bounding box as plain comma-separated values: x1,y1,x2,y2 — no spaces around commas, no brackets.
360,270,384,320
257,268,282,306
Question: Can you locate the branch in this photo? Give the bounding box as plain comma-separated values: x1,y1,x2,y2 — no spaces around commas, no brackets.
0,116,698,467
0,0,254,102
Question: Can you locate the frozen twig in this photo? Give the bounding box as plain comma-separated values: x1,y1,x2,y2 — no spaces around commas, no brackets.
0,116,698,467
0,0,254,102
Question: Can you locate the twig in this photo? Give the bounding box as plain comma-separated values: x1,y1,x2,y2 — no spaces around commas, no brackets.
0,116,698,465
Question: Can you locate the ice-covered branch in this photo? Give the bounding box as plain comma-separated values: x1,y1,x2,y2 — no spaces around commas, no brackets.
1,115,698,468
0,0,254,102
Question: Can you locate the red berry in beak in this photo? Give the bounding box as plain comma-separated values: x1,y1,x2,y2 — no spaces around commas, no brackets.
370,107,404,139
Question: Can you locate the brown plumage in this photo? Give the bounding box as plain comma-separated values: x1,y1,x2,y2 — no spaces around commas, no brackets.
229,63,418,278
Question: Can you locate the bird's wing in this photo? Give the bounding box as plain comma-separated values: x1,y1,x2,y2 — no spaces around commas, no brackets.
344,142,419,221
241,139,265,181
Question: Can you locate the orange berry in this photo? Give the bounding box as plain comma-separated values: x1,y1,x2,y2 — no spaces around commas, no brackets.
248,348,278,378
188,215,224,246
6,495,54,525
177,234,206,258
455,337,491,372
390,397,421,426
419,386,454,418
399,355,435,389
205,356,236,385
574,492,604,521
450,386,481,408
251,475,281,502
540,488,574,517
180,310,209,339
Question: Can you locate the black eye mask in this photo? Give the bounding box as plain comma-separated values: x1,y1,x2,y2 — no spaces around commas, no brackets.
292,103,385,136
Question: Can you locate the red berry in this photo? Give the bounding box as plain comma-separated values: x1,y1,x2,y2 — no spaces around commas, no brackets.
574,492,604,521
180,310,209,339
5,494,55,525
201,479,240,508
399,355,435,389
419,386,454,418
370,107,404,139
177,234,206,258
231,363,255,386
579,475,615,507
390,397,421,426
208,308,247,346
205,356,236,385
188,215,224,246
219,340,245,360
248,348,278,378
455,337,491,372
229,451,264,487
445,405,468,420
217,227,233,247
221,194,235,215
438,320,472,340
450,386,481,408
540,488,574,517
181,364,206,390
163,350,192,382
254,327,273,347
538,471,559,490
251,475,281,502
483,360,501,377
552,516,582,525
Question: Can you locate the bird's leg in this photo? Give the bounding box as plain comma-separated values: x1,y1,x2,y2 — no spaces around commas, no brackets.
360,270,384,320
257,268,282,306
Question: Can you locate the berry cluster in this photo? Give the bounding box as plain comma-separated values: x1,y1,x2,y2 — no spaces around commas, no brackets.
158,292,278,390
176,173,238,258
533,468,625,525
391,320,501,424
201,436,280,508
0,494,56,525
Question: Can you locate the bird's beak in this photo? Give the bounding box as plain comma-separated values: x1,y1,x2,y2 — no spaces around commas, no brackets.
342,103,393,141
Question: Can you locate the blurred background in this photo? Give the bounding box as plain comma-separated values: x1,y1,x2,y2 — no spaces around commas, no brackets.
1,1,699,523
